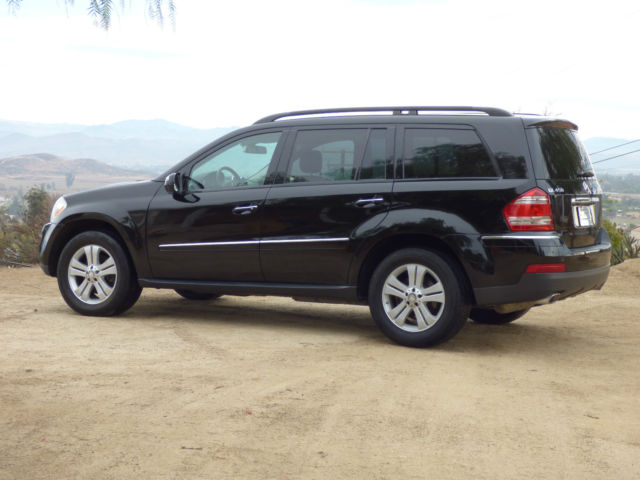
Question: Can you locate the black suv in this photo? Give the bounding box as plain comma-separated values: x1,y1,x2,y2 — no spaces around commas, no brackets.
39,106,611,347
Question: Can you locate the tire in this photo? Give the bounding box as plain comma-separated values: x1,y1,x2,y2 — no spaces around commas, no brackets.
368,248,470,347
174,289,221,301
469,308,529,325
57,231,141,316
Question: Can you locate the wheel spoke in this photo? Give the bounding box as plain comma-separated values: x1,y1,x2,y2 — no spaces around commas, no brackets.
69,258,88,276
385,274,408,295
407,264,427,289
98,257,116,276
416,303,438,327
75,279,92,301
422,281,444,297
388,301,411,326
94,278,113,299
383,283,405,299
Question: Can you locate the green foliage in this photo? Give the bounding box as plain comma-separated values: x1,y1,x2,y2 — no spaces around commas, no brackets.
598,173,640,194
0,186,55,265
603,218,639,265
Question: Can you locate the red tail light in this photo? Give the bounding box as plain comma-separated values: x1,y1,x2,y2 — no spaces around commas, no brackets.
503,188,554,231
525,263,566,273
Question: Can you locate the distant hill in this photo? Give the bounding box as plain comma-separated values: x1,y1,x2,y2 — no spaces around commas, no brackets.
0,153,148,177
0,153,153,194
0,119,236,173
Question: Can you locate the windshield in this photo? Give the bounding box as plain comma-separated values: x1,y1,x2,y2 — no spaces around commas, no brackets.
531,126,595,180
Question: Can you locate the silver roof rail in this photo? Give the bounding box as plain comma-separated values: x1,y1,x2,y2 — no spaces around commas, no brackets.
254,106,512,124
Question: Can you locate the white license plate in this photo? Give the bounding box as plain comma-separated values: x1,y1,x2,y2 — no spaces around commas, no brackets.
573,204,596,228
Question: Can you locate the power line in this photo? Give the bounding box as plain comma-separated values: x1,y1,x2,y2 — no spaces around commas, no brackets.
589,139,640,156
592,148,640,164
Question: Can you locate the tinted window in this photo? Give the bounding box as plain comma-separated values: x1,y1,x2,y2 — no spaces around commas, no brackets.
359,129,388,180
533,127,594,180
403,129,496,178
189,132,281,191
286,129,367,183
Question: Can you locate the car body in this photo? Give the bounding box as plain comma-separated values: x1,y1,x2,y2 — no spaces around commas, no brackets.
40,106,611,347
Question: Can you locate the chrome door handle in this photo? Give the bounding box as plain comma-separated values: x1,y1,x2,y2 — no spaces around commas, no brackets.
233,204,259,215
355,196,384,207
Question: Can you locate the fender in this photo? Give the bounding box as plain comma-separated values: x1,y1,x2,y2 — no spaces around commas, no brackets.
43,180,162,278
347,207,493,288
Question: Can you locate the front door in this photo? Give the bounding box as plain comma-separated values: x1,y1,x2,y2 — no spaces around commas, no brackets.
146,130,285,281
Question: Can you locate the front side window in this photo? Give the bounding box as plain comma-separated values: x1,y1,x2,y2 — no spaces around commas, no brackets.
188,132,282,191
403,129,496,178
285,129,368,183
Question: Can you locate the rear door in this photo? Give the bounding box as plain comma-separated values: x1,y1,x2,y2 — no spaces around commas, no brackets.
526,123,602,248
259,126,394,284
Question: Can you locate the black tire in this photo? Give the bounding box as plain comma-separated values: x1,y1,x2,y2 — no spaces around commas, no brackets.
56,231,141,316
469,308,530,325
174,289,221,301
368,248,470,347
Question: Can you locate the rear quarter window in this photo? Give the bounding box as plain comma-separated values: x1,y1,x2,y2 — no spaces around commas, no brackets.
402,128,497,179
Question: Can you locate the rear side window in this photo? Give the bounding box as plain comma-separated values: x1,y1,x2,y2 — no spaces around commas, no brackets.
532,127,594,180
284,128,390,183
402,129,496,178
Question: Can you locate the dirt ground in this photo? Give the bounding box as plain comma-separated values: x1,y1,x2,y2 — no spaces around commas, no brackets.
1,261,639,480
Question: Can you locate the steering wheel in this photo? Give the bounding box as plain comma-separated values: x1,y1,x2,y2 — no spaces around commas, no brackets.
219,166,241,185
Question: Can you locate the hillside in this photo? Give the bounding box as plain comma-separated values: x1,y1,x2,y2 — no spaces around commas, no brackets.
0,153,153,194
0,119,235,172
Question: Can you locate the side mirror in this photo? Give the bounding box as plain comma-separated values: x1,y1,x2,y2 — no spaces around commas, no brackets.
164,172,182,195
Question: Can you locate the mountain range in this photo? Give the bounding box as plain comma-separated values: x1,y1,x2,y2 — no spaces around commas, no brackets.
0,119,236,173
0,119,638,176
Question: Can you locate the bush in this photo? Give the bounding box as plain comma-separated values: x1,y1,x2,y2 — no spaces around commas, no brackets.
603,219,639,265
0,187,56,265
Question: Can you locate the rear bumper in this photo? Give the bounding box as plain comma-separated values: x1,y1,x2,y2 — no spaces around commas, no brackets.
471,229,611,309
473,264,610,307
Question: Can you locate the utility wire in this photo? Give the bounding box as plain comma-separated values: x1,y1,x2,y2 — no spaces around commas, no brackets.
589,139,640,156
592,148,640,164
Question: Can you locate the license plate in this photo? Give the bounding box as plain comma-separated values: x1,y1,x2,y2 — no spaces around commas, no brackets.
573,204,596,228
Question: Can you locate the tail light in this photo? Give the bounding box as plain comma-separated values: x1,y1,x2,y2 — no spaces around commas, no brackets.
503,188,554,231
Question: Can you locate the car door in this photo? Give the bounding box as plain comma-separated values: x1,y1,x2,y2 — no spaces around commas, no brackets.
146,129,286,281
259,126,394,285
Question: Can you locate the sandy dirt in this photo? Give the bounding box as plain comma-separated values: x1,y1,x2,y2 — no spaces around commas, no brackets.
1,261,639,479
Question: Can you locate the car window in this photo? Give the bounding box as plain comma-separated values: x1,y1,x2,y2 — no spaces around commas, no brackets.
359,129,388,180
285,129,367,183
531,126,594,180
188,132,282,191
403,128,496,178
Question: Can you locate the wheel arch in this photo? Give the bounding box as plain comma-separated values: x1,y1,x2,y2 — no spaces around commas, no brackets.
355,234,475,304
47,217,140,279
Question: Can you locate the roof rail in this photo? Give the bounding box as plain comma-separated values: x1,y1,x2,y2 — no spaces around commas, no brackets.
254,106,512,124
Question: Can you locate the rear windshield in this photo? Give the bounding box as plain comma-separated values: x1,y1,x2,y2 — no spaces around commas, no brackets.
530,126,594,179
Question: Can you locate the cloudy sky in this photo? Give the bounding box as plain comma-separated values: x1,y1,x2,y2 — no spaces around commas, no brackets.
1,0,638,139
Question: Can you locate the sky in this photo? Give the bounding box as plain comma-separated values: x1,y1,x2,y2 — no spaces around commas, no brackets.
1,0,639,139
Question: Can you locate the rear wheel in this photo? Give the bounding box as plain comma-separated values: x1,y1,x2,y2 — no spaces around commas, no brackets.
469,308,529,325
174,289,221,301
368,248,470,347
57,231,141,316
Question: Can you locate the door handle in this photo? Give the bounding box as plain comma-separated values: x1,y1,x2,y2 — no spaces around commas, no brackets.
232,204,259,215
355,196,384,207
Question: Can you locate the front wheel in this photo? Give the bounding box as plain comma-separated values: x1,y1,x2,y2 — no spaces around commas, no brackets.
368,248,470,347
57,231,141,316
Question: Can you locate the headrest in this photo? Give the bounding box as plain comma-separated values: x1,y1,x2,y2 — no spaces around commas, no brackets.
299,150,323,174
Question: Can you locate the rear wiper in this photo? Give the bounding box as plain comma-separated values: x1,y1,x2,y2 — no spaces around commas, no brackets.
577,171,594,178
